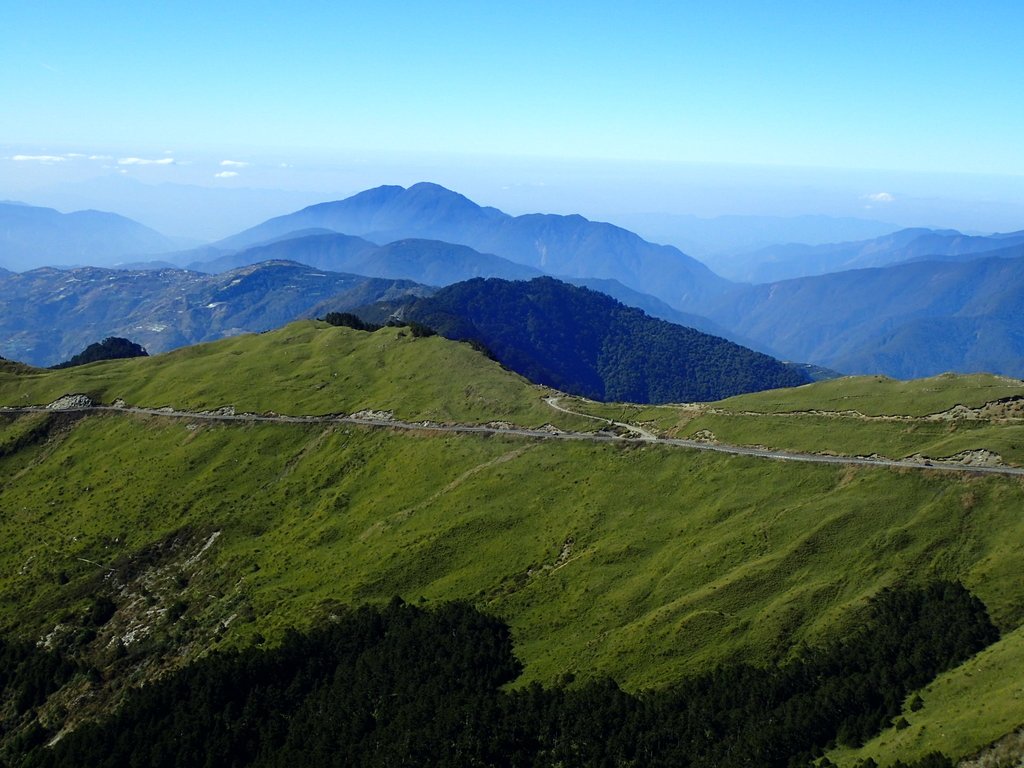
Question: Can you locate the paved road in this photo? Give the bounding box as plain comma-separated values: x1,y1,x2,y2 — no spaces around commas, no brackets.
5,401,1024,478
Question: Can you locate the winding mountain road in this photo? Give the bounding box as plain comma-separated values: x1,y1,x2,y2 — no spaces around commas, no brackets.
4,398,1024,478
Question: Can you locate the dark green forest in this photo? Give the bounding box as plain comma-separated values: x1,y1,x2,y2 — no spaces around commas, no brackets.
358,277,809,403
323,311,437,339
51,337,148,369
0,582,994,767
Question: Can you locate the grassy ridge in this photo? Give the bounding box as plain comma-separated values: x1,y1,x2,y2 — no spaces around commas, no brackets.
0,321,587,428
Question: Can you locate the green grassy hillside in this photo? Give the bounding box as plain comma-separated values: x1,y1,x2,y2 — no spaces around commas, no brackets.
0,321,586,428
1,334,1023,763
574,373,1024,467
718,373,1024,416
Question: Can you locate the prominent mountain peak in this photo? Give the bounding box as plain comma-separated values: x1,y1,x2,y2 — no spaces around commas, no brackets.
406,181,461,196
402,181,485,212
310,184,405,211
216,183,729,308
299,183,478,215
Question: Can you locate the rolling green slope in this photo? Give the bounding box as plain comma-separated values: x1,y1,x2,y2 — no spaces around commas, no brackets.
2,332,1024,763
0,321,584,428
717,373,1024,416
2,413,1023,684
573,373,1024,467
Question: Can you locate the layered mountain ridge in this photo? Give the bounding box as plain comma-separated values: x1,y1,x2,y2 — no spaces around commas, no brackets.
719,226,1024,283
698,254,1024,378
216,182,730,307
0,261,430,366
5,182,1024,380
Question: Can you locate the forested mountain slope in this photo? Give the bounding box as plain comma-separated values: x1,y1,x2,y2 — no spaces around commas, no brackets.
356,276,809,402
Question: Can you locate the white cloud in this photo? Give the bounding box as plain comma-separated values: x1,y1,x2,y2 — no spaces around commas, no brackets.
864,192,895,203
220,159,250,168
118,157,175,166
63,152,87,158
88,154,113,160
214,171,239,178
12,154,65,163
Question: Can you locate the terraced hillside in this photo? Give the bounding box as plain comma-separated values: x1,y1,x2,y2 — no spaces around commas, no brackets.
0,327,1022,765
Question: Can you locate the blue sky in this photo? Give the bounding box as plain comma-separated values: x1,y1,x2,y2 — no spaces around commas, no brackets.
2,1,1023,234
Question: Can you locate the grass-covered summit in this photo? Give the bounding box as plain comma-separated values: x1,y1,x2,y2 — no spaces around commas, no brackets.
0,320,585,428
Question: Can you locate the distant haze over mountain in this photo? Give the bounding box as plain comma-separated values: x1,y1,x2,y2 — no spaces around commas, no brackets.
613,212,900,264
187,232,544,286
696,254,1024,379
0,202,181,271
717,227,1024,283
22,176,325,242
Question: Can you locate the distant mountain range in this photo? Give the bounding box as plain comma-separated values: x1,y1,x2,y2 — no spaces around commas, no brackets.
718,227,1024,283
613,212,900,266
214,182,729,308
697,254,1024,379
188,232,544,285
561,276,739,342
181,231,738,343
4,182,1024,382
29,175,324,242
0,202,182,271
355,277,809,403
0,261,429,366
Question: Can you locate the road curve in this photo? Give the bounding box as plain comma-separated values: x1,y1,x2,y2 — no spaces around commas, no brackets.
3,401,1024,478
543,396,1024,477
544,396,659,440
